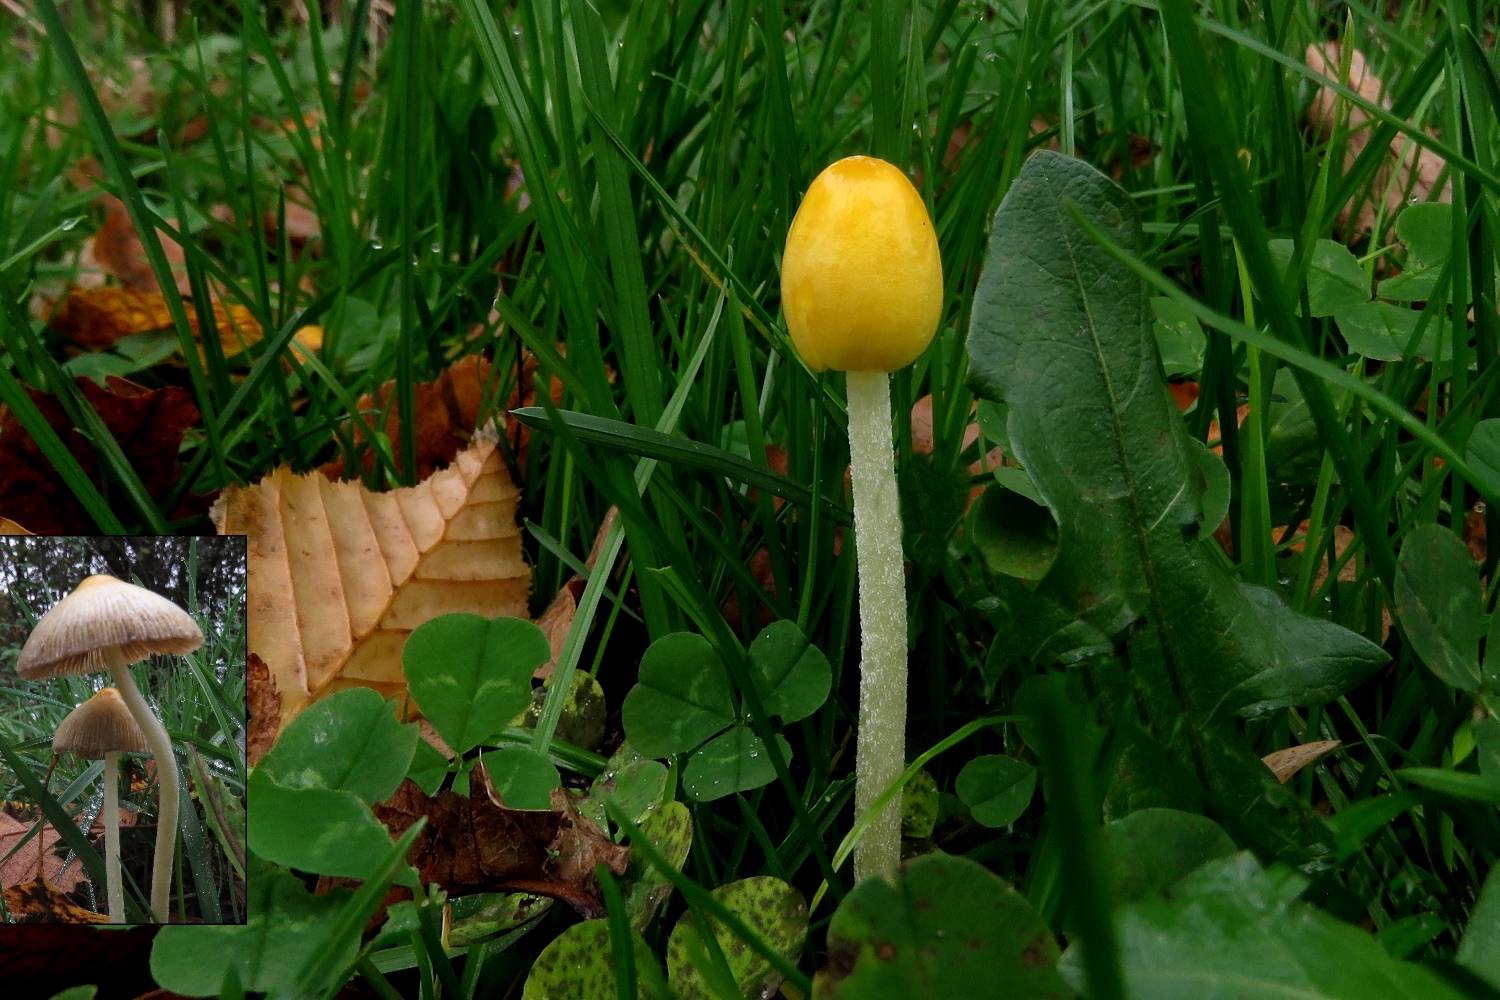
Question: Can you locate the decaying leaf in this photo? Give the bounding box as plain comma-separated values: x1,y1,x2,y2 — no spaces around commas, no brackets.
216,429,530,731
1,877,110,924
0,518,31,534
534,506,617,679
1306,43,1450,236
0,375,199,534
322,355,506,484
48,286,260,352
1262,740,1342,784
77,194,190,295
245,652,280,767
372,777,629,919
0,812,84,897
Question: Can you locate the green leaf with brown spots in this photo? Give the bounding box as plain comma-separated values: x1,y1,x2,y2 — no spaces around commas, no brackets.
620,800,695,931
521,919,667,999
900,768,939,839
814,854,1071,999
668,876,809,1000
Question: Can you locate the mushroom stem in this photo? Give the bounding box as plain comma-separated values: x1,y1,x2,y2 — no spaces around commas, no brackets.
103,750,123,923
105,647,177,922
845,370,908,882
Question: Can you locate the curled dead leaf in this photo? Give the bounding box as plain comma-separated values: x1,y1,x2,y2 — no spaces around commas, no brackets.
246,652,280,768
372,777,628,919
322,355,503,484
1262,740,1342,783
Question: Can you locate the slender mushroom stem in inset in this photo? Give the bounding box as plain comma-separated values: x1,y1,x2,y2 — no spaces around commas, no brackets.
105,647,179,923
845,371,909,881
102,750,123,922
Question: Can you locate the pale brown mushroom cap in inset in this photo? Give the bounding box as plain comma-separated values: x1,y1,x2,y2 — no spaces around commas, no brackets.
17,575,203,679
53,687,150,758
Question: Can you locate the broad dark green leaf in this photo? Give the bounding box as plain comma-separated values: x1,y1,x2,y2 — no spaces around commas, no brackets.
682,727,791,802
747,621,832,724
1188,439,1231,535
965,152,1385,864
1399,768,1500,803
150,869,357,997
1151,296,1207,375
402,613,551,755
406,737,451,796
955,754,1037,828
622,632,737,758
1323,790,1435,860
668,877,808,1000
1459,864,1500,989
481,746,562,810
815,853,1070,999
1395,525,1483,691
1267,238,1368,317
1397,202,1454,265
247,770,395,879
1334,302,1423,361
255,687,418,805
969,483,1058,580
1097,808,1236,903
900,452,971,576
1468,419,1500,501
1063,852,1468,999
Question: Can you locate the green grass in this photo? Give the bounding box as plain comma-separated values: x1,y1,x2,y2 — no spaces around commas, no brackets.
3,0,1500,993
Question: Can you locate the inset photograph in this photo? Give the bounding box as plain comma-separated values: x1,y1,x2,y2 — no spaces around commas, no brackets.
0,537,246,924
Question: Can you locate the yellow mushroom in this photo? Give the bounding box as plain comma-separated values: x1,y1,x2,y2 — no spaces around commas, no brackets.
781,156,943,881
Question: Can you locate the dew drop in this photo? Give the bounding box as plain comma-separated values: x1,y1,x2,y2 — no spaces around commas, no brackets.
370,238,384,250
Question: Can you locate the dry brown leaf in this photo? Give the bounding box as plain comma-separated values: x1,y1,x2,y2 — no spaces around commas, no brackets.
1262,740,1342,783
0,375,199,534
215,429,531,731
1,877,110,924
0,518,31,534
322,355,503,484
78,195,191,295
372,777,628,918
1306,43,1451,236
0,812,91,901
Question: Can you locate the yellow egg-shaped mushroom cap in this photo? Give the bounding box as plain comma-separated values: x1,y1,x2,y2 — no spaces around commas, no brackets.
781,156,943,373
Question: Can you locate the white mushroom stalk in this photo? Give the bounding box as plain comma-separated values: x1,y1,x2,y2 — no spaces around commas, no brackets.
104,649,179,922
53,684,150,923
102,749,123,921
19,575,202,922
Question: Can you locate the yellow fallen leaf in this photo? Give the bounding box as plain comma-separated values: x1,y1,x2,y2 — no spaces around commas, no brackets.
1262,740,1342,784
213,428,531,732
1,877,109,924
0,518,31,534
